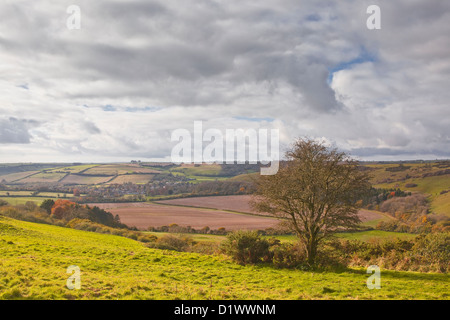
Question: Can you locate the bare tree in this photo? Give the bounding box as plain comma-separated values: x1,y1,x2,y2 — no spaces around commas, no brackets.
251,138,371,265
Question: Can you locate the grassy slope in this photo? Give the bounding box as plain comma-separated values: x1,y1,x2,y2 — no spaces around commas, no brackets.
1,217,447,300
368,163,450,216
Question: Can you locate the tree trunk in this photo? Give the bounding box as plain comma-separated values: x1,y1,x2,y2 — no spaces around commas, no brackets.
306,238,318,265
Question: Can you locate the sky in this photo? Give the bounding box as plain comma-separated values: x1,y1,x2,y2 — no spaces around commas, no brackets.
0,0,449,163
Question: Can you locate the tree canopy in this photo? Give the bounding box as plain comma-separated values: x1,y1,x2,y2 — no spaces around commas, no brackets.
251,138,371,264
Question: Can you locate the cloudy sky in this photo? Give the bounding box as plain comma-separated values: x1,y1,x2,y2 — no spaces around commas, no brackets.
1,0,449,162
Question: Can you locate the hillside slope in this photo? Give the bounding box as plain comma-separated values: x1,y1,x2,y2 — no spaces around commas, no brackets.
0,216,448,300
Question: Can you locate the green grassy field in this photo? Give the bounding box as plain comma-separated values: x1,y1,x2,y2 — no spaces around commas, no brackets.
170,164,223,177
107,174,155,184
364,162,450,217
19,172,67,184
82,164,159,176
0,197,46,206
59,174,114,185
46,164,100,174
1,216,448,300
0,171,40,183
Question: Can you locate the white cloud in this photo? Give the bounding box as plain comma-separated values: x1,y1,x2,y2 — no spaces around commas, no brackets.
0,0,449,161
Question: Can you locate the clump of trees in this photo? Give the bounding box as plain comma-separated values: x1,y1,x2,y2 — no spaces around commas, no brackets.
385,164,411,172
361,188,412,209
41,199,126,228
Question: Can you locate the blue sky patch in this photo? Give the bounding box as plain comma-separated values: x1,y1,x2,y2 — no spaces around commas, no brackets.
233,116,274,122
327,47,377,84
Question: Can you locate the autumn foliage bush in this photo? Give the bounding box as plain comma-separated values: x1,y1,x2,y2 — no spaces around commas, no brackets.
220,231,272,265
327,233,449,273
270,241,307,269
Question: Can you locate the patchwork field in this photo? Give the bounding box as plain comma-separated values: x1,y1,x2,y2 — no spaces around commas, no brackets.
89,202,279,231
0,197,47,206
170,164,223,176
19,172,67,184
0,171,39,183
47,164,100,174
156,195,260,214
0,216,448,300
156,195,392,225
59,174,114,185
83,164,160,176
107,174,155,184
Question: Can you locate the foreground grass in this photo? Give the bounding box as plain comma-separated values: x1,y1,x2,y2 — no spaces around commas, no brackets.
0,216,448,300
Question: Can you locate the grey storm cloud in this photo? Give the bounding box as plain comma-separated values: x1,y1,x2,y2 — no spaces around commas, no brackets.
0,117,36,144
0,0,449,161
83,121,101,134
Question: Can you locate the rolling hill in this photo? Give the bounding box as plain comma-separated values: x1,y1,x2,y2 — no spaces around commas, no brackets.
0,215,447,300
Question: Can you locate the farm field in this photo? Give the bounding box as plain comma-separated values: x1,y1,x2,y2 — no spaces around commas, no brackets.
0,192,72,206
46,164,100,174
89,202,280,231
0,171,40,183
0,197,47,206
107,174,155,184
0,216,447,300
19,172,67,184
156,195,392,225
59,174,114,185
83,164,160,176
0,191,37,197
156,195,260,214
366,162,450,217
170,164,223,177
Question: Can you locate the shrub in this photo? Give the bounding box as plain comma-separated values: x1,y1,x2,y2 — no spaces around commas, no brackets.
40,199,55,214
147,235,194,252
221,230,271,265
327,233,449,273
271,242,306,268
411,233,449,272
137,234,158,243
191,242,221,255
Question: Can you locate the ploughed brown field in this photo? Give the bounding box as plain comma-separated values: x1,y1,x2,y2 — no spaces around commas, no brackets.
156,195,389,223
90,201,279,231
91,195,388,231
156,195,262,215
